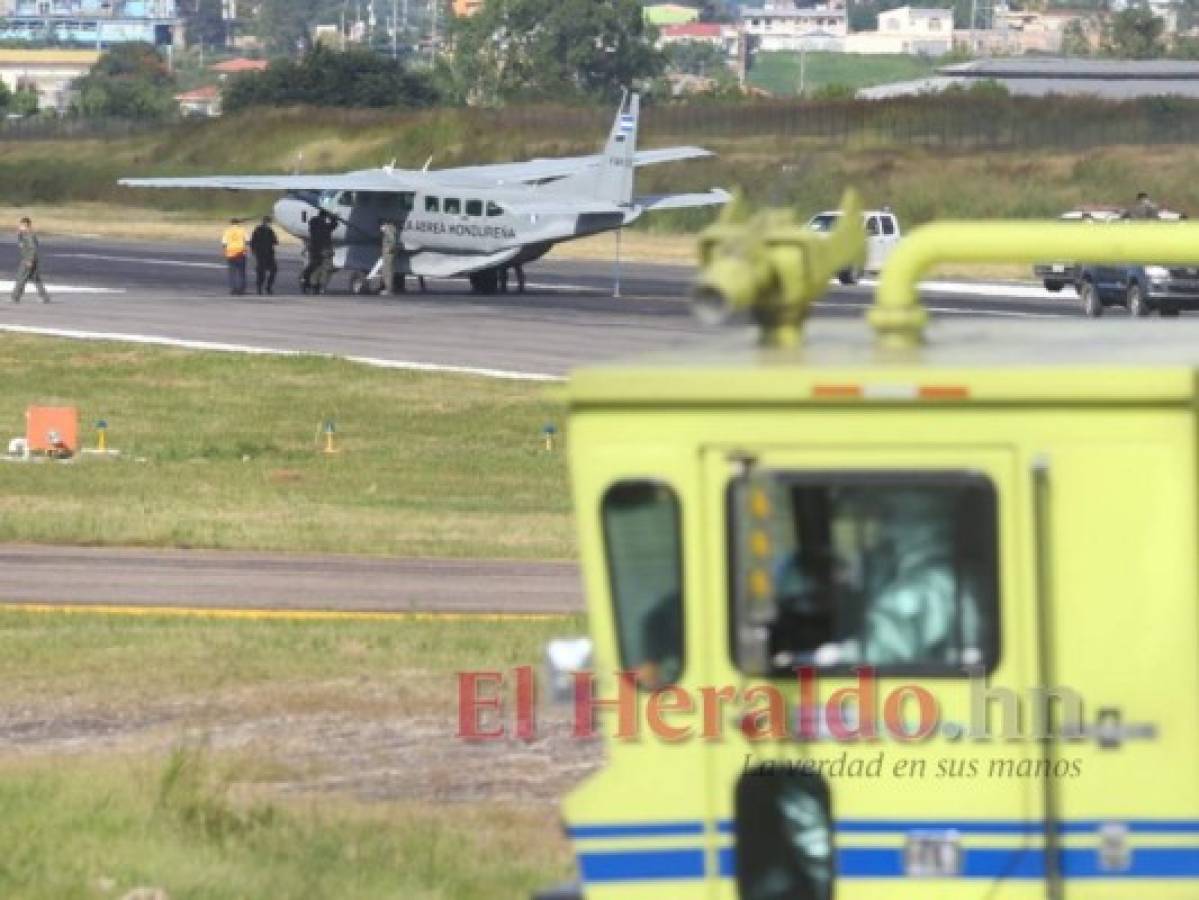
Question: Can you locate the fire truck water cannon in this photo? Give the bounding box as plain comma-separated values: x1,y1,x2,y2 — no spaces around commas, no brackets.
694,189,867,348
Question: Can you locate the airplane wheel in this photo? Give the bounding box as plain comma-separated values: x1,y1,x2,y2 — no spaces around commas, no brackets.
348,271,371,295
469,270,500,295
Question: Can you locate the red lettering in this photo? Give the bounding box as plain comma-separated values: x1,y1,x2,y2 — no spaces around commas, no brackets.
457,671,506,741
827,667,879,742
574,672,640,740
647,685,695,743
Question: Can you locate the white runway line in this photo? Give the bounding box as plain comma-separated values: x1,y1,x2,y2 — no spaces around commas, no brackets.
0,324,562,382
0,280,122,295
55,252,225,270
860,277,1067,301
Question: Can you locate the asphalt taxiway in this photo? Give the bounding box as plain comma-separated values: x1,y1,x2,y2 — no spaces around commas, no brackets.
0,236,1085,379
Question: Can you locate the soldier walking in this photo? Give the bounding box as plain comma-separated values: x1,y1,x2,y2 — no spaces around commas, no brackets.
11,217,50,304
379,219,400,294
250,216,279,295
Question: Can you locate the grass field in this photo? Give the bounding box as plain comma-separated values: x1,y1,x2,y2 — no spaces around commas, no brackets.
0,608,588,899
747,51,939,96
0,336,572,559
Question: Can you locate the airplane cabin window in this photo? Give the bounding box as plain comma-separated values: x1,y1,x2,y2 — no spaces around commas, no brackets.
445,198,462,215
339,191,355,206
466,200,483,217
487,202,504,217
400,193,415,212
425,196,440,213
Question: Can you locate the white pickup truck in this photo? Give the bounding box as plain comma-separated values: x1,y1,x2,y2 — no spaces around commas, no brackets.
807,207,901,284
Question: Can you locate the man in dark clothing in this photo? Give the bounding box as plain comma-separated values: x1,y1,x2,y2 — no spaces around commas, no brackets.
250,216,279,295
1130,192,1160,220
301,211,336,294
11,217,49,304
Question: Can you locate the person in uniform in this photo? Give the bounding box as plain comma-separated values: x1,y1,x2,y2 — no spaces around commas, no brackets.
221,218,249,296
301,210,335,294
11,217,50,304
250,216,279,295
379,219,400,294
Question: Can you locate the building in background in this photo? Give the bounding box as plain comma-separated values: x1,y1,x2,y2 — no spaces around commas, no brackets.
175,83,220,116
0,48,99,112
859,57,1199,99
0,0,183,49
452,0,484,16
657,21,742,58
741,2,848,52
845,6,954,55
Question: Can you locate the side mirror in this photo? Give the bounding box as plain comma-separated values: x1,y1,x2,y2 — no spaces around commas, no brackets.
544,637,594,704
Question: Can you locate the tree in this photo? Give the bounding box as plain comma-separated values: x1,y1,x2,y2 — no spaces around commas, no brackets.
254,0,327,55
448,0,663,105
10,85,40,117
1061,19,1093,57
666,42,731,78
73,43,177,119
178,0,228,48
222,45,441,112
0,79,10,113
1104,6,1165,59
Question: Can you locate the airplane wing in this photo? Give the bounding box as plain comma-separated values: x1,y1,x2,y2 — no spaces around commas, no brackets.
119,171,427,193
434,147,714,187
634,188,732,212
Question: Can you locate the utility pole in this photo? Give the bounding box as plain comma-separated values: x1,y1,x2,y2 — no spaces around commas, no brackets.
430,0,438,59
393,0,399,58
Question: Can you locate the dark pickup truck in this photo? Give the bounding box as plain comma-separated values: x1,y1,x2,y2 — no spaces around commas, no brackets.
1076,263,1199,317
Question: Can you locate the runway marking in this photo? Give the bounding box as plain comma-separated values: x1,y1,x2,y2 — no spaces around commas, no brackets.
0,324,563,382
0,602,572,623
859,277,1066,301
0,280,122,295
56,252,226,270
815,299,1070,320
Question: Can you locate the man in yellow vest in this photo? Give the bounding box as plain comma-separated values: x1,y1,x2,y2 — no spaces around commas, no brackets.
221,218,249,296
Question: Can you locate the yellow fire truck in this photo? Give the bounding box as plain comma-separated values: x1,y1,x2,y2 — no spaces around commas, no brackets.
541,193,1199,899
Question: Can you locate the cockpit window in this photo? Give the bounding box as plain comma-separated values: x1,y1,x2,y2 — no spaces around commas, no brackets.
487,202,504,218
729,472,999,676
603,482,684,689
466,200,483,217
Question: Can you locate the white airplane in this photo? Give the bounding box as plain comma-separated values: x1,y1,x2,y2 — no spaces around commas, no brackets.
120,92,729,294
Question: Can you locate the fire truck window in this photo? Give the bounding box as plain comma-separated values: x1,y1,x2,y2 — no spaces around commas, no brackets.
731,473,998,675
735,768,833,900
602,482,684,688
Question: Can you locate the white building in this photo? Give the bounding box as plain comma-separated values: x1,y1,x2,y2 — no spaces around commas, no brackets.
742,2,848,52
0,49,99,112
845,6,954,55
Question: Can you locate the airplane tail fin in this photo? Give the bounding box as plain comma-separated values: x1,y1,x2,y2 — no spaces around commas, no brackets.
591,91,638,206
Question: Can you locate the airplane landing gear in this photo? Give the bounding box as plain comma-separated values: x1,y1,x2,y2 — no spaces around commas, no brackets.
469,269,500,295
347,271,373,295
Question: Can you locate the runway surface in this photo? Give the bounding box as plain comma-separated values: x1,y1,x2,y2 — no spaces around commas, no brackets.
0,234,1086,614
0,235,1087,379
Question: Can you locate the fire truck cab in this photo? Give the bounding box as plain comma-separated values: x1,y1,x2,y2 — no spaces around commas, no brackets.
549,199,1199,899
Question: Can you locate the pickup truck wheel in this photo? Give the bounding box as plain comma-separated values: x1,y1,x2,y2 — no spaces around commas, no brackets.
837,267,860,286
1127,282,1152,317
1080,281,1103,318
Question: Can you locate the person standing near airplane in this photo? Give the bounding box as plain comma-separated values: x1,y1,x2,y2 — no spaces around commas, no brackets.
250,216,279,295
379,219,399,294
11,217,50,304
302,210,336,294
221,218,249,296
